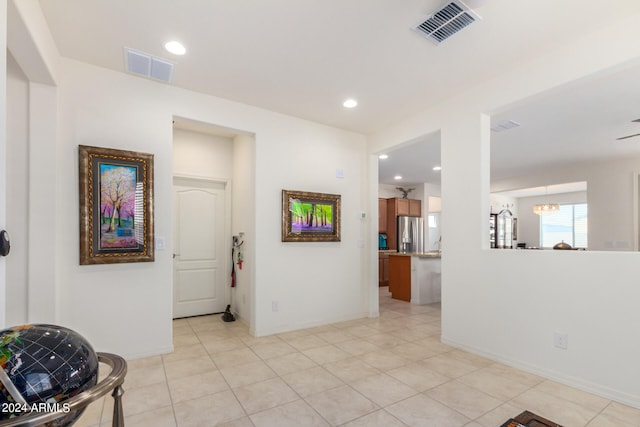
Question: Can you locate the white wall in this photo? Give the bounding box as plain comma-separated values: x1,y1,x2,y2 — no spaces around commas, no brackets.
4,0,60,328
424,183,441,202
378,183,424,200
231,134,255,326
252,112,368,336
47,55,368,355
489,193,517,216
425,187,442,251
53,61,174,358
28,83,57,324
173,129,234,179
0,0,8,328
6,52,29,325
8,0,369,356
369,12,640,408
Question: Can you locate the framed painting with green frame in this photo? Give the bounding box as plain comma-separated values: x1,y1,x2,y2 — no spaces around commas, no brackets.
282,189,341,242
79,145,154,264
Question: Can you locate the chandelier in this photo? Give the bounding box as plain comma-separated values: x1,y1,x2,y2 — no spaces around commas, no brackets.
533,203,559,215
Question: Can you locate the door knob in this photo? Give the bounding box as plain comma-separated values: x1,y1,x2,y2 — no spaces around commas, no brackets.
0,230,9,256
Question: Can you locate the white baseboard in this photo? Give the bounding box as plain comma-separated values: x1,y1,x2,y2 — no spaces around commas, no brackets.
441,336,640,410
252,311,371,337
123,345,174,361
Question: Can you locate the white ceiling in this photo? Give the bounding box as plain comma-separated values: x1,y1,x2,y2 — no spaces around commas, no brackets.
37,0,640,187
493,182,587,199
379,64,640,187
490,65,640,182
378,132,441,186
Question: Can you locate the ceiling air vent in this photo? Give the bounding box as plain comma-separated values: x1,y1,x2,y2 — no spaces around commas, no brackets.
491,120,521,133
413,1,481,44
124,47,174,83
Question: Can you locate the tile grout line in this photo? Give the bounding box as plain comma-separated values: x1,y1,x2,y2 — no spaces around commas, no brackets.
165,320,195,427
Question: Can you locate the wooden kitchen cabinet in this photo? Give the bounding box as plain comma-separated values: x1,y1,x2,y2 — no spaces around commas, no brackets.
387,198,421,218
385,198,422,250
378,198,387,233
378,252,389,287
386,202,397,251
388,254,411,302
409,199,422,217
396,198,410,216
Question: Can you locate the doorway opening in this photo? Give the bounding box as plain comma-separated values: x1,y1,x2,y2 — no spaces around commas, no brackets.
171,118,255,324
376,133,441,310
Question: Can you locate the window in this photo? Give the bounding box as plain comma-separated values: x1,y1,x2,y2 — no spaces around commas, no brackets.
540,204,587,248
428,214,438,228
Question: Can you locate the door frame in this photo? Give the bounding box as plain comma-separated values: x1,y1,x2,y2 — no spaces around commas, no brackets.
635,172,640,251
172,174,233,316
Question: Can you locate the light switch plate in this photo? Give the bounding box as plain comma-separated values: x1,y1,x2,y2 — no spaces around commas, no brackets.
156,237,165,250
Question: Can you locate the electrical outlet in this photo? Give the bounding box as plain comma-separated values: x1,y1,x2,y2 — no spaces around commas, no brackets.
272,301,279,312
554,332,568,349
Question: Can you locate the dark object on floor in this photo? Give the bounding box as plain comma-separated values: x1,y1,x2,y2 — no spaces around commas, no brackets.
501,410,563,427
221,305,236,322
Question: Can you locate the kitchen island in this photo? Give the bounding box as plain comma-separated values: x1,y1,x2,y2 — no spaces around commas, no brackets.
388,252,441,304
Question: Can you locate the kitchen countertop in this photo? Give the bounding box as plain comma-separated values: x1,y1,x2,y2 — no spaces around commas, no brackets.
388,252,441,258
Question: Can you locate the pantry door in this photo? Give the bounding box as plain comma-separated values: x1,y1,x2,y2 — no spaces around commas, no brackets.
173,177,227,318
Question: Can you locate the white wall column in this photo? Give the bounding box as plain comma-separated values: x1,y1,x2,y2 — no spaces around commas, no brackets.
231,133,256,326
27,83,57,323
367,153,379,317
6,53,29,326
0,0,8,328
440,112,491,336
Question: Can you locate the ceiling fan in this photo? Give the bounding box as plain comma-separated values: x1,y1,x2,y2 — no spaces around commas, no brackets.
616,118,640,140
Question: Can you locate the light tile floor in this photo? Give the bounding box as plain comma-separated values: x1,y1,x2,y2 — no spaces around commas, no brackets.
77,287,640,427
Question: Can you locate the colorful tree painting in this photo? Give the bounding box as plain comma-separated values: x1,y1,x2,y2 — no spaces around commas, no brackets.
290,200,334,232
99,164,138,248
281,190,340,242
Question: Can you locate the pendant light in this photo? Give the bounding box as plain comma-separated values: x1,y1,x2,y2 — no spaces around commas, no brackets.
533,203,559,215
533,186,560,215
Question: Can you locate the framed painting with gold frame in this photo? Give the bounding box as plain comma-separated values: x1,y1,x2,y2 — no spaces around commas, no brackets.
282,189,341,242
79,145,154,264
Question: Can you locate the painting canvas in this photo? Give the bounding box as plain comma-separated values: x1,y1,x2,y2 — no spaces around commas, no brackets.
282,190,341,242
79,145,154,264
99,164,140,249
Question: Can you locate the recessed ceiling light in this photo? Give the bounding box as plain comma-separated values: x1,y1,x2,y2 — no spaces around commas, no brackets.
394,175,402,180
343,98,358,108
164,41,186,55
378,154,389,159
433,166,442,171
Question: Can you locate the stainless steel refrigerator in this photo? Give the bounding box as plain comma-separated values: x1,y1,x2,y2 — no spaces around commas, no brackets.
397,216,424,253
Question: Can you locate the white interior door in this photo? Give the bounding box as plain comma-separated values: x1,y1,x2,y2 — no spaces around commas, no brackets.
173,177,227,318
